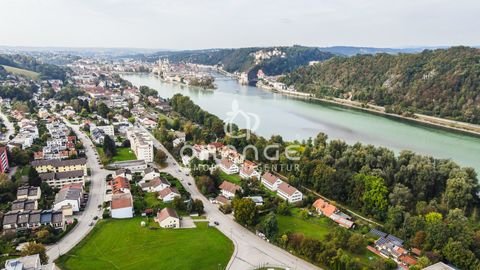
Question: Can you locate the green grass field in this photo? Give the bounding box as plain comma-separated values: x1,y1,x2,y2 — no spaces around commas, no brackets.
2,65,39,80
111,147,137,162
218,171,242,185
276,209,332,240
274,208,379,267
56,218,234,270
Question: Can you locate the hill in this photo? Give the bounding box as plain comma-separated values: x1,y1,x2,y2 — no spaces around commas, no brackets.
148,46,335,76
1,65,39,80
281,46,480,124
0,54,68,81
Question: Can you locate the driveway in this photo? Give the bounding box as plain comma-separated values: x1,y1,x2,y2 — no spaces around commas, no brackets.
45,118,109,262
138,124,320,270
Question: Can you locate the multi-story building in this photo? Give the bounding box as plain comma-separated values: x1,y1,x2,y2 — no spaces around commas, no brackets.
31,158,87,175
276,182,303,203
0,147,9,173
127,128,153,162
39,170,85,188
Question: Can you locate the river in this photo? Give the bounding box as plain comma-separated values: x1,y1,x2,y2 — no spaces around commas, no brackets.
122,73,480,172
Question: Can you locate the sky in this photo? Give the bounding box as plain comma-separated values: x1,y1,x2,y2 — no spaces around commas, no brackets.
0,0,478,50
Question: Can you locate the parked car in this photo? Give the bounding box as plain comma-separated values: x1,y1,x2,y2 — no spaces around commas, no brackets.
214,221,219,226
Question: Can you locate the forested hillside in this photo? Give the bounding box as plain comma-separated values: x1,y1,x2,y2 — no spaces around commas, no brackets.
281,46,480,124
0,54,68,81
149,46,334,76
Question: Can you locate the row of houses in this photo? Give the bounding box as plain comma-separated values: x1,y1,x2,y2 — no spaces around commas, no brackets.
9,118,39,149
261,172,303,203
31,158,87,188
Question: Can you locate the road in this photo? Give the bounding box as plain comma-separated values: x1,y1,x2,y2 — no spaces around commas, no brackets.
0,108,14,143
46,119,109,262
138,124,320,270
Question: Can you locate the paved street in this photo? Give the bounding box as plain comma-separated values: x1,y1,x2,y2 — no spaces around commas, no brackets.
138,125,320,270
45,119,109,262
0,108,14,143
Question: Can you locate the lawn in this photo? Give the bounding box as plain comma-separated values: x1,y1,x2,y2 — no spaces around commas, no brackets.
97,147,137,164
2,65,39,80
276,209,332,240
56,218,234,270
111,147,137,162
218,171,242,185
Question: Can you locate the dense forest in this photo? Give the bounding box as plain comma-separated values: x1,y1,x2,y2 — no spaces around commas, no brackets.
281,46,480,124
148,46,334,76
0,54,68,81
160,94,480,269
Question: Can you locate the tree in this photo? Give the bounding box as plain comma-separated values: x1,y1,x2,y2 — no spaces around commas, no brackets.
172,197,186,212
28,167,41,187
258,212,278,239
97,103,110,118
233,198,257,226
443,176,475,210
389,183,413,208
102,135,116,158
442,239,480,270
154,148,167,165
347,233,366,254
21,242,48,264
191,199,204,215
357,174,388,220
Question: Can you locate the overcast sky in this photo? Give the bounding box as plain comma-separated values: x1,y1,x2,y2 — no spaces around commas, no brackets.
0,0,478,50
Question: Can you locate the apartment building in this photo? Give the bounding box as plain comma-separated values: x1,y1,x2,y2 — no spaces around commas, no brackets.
126,128,153,162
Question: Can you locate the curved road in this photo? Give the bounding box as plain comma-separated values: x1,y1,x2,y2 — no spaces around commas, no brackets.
46,118,109,262
138,124,320,270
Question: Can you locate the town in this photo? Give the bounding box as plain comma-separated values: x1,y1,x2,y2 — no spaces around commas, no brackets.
0,53,463,270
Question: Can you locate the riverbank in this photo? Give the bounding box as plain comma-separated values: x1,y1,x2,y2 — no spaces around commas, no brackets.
264,86,480,138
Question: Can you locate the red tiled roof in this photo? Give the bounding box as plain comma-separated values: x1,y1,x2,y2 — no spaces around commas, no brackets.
112,176,130,194
399,255,417,266
219,181,241,194
111,193,132,209
262,172,280,185
156,207,178,222
277,182,299,196
313,198,337,217
158,187,180,199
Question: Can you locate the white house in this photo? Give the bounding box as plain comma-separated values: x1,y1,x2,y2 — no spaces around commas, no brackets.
111,192,133,219
261,172,283,191
219,158,239,175
141,168,160,182
113,169,133,181
277,182,303,203
157,187,181,202
239,160,260,179
53,184,83,213
140,177,171,192
219,181,242,199
193,144,210,161
156,207,180,228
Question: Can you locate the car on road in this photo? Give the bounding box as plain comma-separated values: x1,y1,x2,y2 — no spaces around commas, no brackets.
214,221,219,226
185,173,189,176
187,183,192,186
89,222,94,226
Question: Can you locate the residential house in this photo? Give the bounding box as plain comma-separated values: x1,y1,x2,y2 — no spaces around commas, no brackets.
11,199,38,212
53,184,84,214
239,160,260,179
277,182,303,203
16,186,41,201
31,158,87,175
192,144,210,161
422,262,457,270
111,192,134,219
219,181,242,199
155,207,180,228
113,168,133,181
39,170,85,188
157,187,181,202
261,172,283,191
111,176,131,194
219,158,239,175
140,177,171,192
313,198,354,229
142,168,160,182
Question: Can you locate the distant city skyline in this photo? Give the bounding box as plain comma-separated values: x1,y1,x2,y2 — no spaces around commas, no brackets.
0,0,479,50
